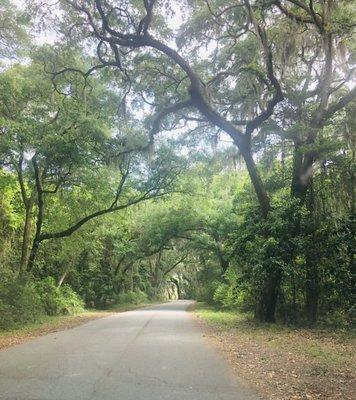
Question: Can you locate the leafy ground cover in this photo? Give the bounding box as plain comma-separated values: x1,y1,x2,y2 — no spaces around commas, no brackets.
194,303,356,400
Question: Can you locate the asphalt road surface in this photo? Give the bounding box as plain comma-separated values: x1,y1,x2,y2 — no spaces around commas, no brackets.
0,300,260,400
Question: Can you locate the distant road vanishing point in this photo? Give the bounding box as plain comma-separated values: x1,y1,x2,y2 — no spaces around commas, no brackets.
0,300,260,400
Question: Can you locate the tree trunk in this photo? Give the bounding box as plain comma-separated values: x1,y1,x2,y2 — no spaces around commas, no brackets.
19,196,34,274
27,208,43,273
290,138,316,204
152,251,162,298
215,241,229,274
219,256,229,274
255,268,282,323
290,140,320,324
129,264,134,292
304,254,319,325
241,148,270,217
57,269,69,288
27,158,44,272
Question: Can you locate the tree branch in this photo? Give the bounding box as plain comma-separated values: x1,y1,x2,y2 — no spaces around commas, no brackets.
274,0,313,24
324,86,356,121
39,190,170,242
244,0,284,135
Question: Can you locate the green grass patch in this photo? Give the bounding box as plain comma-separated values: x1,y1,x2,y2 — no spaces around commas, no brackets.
300,343,347,364
194,302,242,328
195,302,287,334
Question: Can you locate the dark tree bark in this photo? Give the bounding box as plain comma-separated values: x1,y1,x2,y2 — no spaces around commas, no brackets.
26,169,169,272
15,156,36,274
255,268,282,323
218,254,229,274
20,197,34,272
242,148,271,217
27,158,45,272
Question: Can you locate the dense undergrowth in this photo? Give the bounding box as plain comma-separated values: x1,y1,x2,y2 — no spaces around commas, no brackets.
0,275,84,330
0,273,150,331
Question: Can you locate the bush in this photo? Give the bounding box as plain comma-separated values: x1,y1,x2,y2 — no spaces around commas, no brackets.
36,277,84,316
319,310,352,328
212,269,253,310
116,290,148,305
196,279,220,304
59,285,85,314
0,274,84,330
0,276,43,329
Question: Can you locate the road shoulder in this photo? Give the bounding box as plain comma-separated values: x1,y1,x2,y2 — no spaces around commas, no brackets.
193,303,356,400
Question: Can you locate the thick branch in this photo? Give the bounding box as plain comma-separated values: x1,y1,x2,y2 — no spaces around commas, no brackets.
149,100,193,143
163,254,188,276
324,86,356,121
39,191,169,242
42,170,71,194
274,1,313,24
27,156,45,271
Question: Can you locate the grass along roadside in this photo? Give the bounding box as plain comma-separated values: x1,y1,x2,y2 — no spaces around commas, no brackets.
0,301,155,351
194,303,356,400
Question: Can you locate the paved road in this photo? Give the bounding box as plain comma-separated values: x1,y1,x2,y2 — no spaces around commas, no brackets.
0,300,259,400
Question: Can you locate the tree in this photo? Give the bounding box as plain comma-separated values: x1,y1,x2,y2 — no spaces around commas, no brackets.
0,56,183,273
52,0,355,321
0,0,30,60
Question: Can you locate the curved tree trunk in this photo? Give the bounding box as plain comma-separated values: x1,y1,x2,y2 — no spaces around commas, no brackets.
241,148,270,217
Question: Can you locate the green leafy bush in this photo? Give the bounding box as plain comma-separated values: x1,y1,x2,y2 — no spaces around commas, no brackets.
0,276,43,329
116,290,148,305
59,285,85,314
213,269,252,309
35,277,84,316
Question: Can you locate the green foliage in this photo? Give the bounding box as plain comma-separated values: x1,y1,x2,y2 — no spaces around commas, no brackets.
0,275,43,329
0,273,84,330
0,0,30,59
213,269,251,310
116,290,148,305
35,277,84,316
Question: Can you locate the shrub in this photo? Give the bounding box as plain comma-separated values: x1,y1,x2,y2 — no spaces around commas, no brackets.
0,273,84,330
36,277,84,316
212,269,253,310
116,290,148,305
59,285,84,314
0,276,43,329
